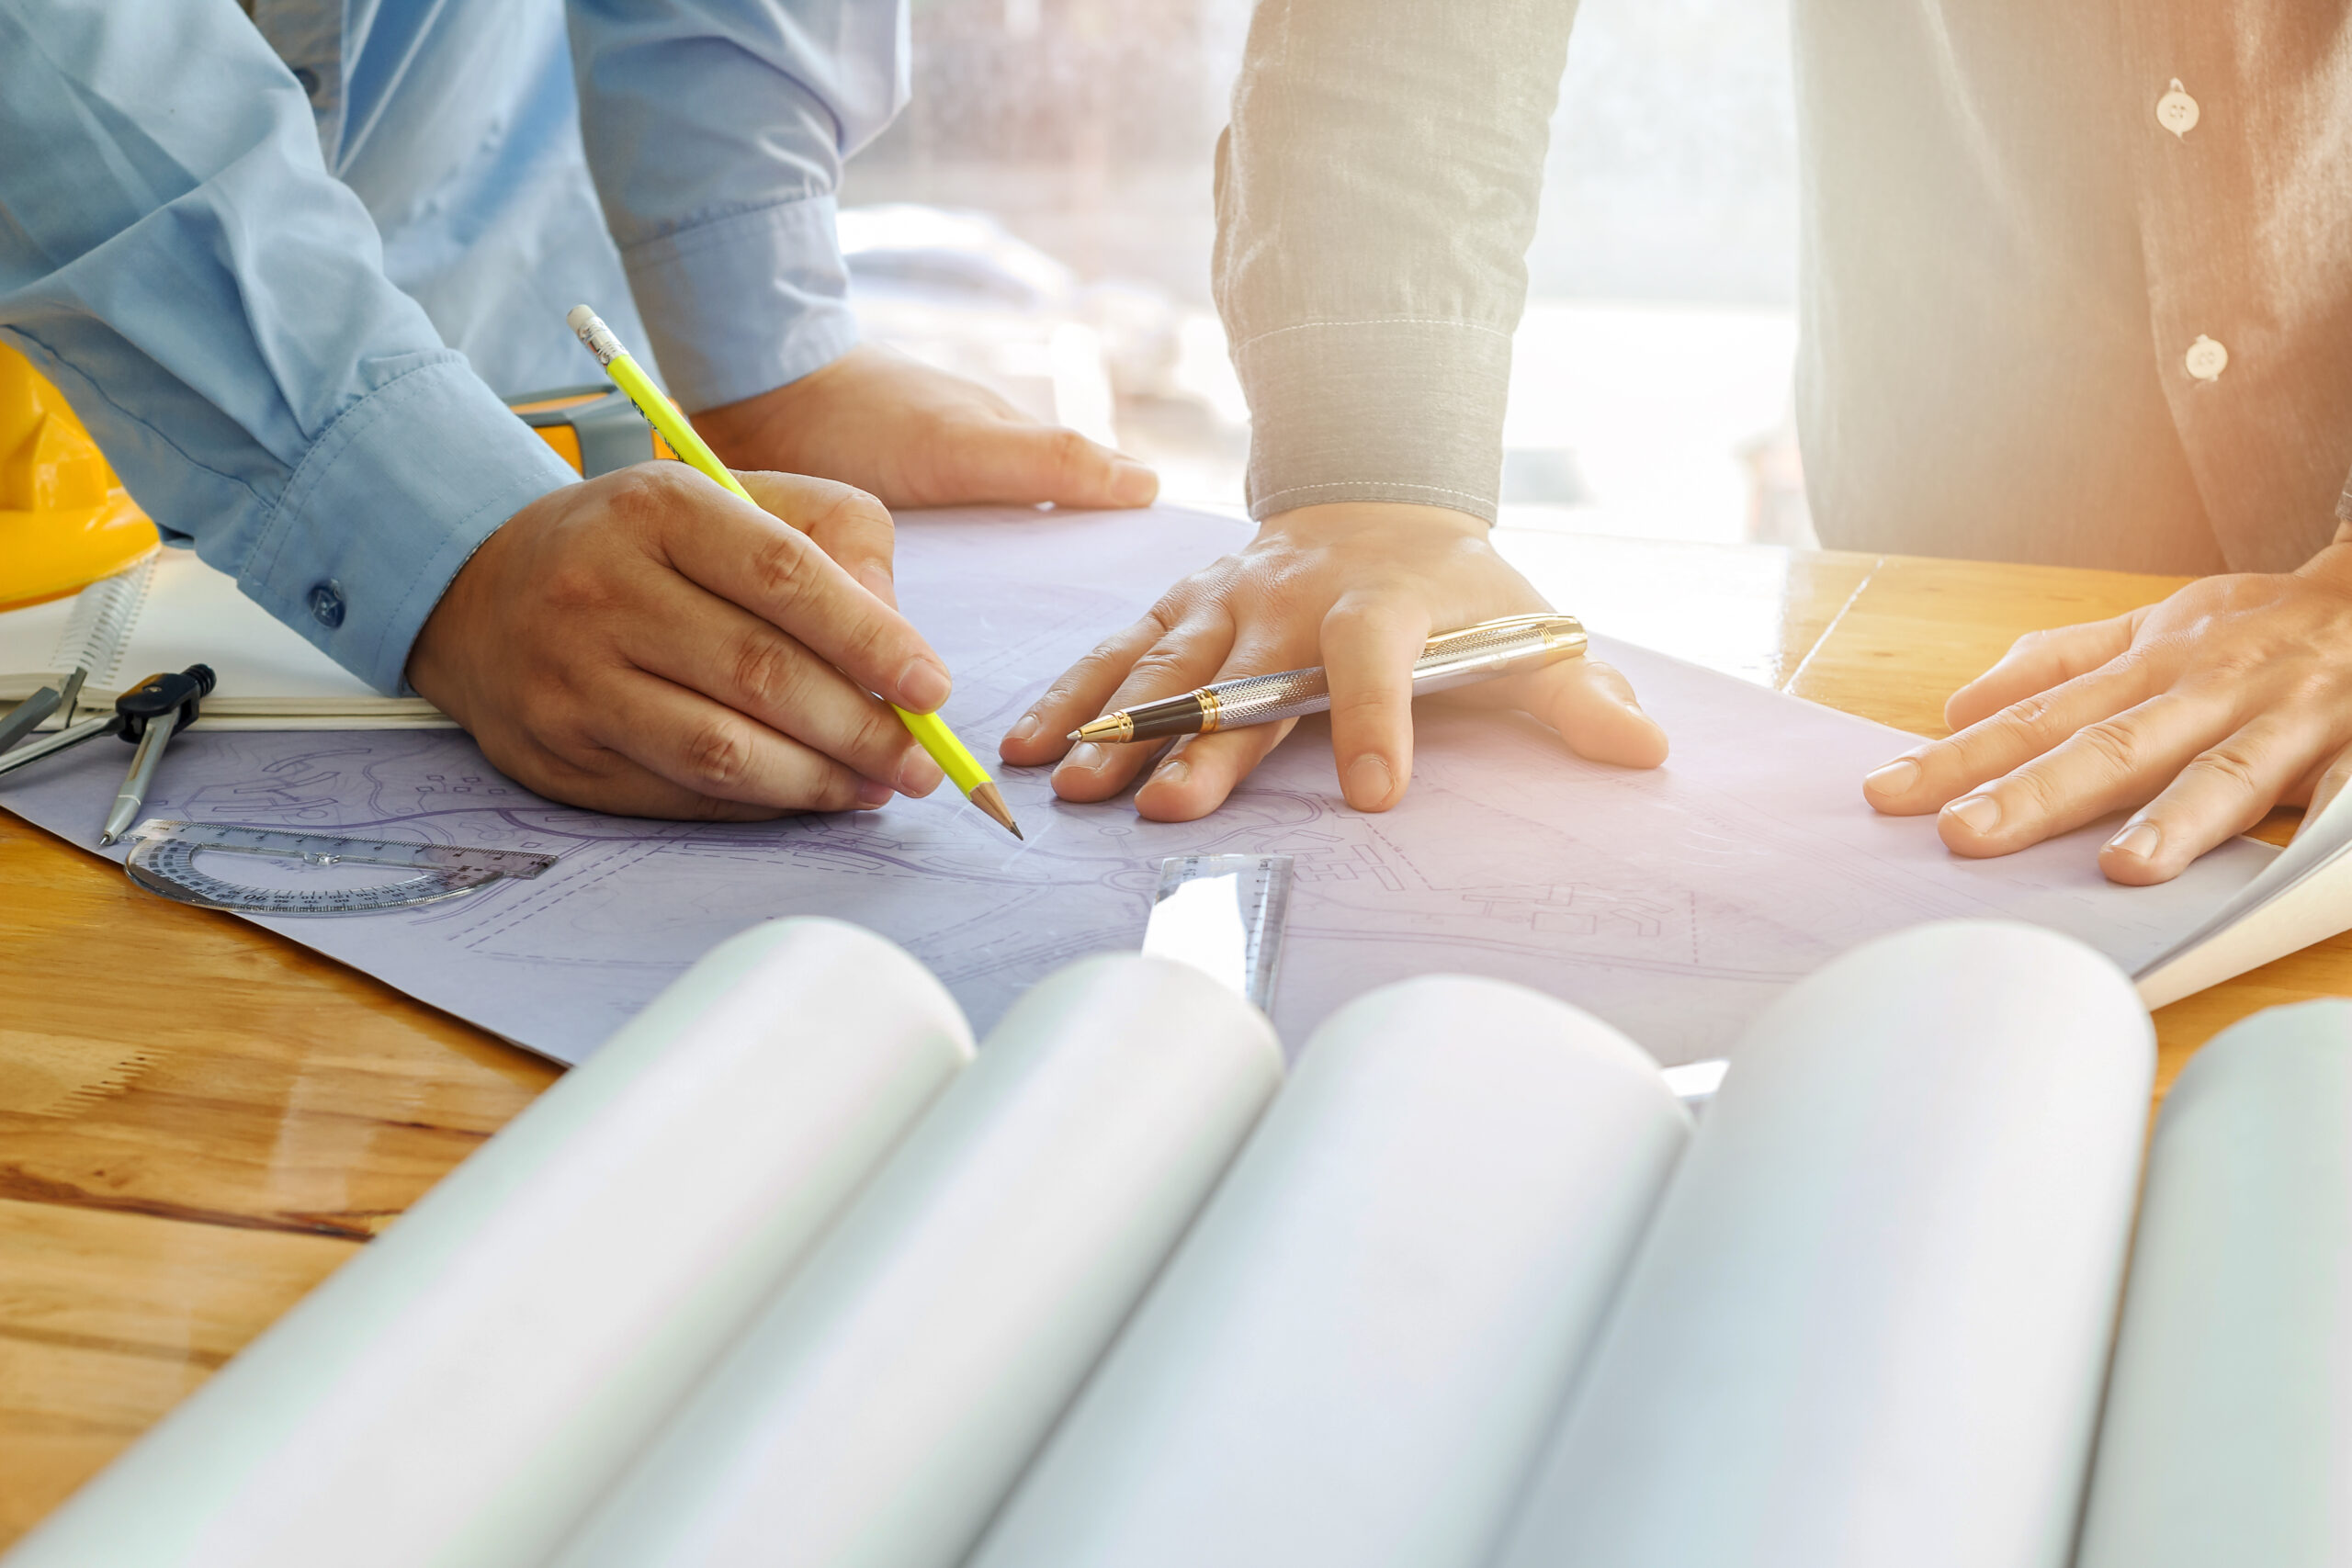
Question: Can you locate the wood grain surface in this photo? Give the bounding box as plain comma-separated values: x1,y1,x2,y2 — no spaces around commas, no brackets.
0,535,2335,1543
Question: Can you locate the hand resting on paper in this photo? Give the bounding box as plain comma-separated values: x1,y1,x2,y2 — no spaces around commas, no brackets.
1862,529,2352,884
407,464,952,819
691,344,1159,513
1000,502,1670,821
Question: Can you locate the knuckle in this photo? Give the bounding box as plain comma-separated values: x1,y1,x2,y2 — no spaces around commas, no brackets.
1326,593,1416,641
604,462,688,528
1126,645,1199,692
727,631,808,712
2279,667,2345,709
679,716,757,793
540,558,617,615
1328,683,1397,723
815,479,890,530
792,765,862,815
1999,767,2058,815
847,490,895,542
1997,690,2064,738
2188,742,2265,794
2197,644,2267,684
1046,428,1096,477
745,531,812,603
2067,718,2142,777
849,704,908,765
832,603,901,674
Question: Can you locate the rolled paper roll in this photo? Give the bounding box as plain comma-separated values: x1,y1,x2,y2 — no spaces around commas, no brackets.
5,919,973,1568
1492,920,2154,1568
551,953,1283,1568
2075,1000,2352,1568
968,976,1691,1568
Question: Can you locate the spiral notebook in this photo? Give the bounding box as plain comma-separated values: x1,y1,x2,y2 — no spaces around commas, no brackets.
0,547,450,729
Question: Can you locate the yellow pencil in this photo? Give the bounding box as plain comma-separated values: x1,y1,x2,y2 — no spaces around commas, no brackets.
566,304,1022,840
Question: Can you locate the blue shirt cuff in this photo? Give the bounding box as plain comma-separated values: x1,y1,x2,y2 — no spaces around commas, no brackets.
236,353,579,695
619,192,860,413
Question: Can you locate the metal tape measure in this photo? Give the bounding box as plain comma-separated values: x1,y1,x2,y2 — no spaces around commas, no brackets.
1142,852,1294,1012
121,820,558,916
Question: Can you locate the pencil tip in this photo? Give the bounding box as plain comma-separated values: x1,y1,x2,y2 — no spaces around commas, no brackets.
970,782,1024,841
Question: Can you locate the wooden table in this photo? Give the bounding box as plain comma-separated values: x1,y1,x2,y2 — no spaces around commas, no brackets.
2,533,2342,1546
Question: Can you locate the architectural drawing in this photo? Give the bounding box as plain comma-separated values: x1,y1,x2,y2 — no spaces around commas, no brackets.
0,507,2271,1065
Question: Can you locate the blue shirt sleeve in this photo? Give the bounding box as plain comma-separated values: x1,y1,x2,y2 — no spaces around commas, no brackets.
0,0,579,696
568,0,909,413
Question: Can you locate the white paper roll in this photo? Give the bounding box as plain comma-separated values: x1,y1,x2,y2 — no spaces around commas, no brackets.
1493,920,2152,1568
968,976,1692,1568
3,918,973,1568
2075,999,2352,1568
549,953,1283,1568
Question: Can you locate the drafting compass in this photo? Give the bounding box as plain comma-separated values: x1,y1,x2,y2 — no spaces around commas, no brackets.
0,664,215,844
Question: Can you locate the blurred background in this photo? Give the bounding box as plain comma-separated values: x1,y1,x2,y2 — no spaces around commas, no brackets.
838,0,1810,548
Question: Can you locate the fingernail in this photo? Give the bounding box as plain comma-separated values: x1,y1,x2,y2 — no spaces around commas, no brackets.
1151,757,1191,790
1346,753,1394,807
2108,819,2161,860
1008,712,1041,744
855,777,895,808
1943,794,2001,835
897,659,951,712
1068,742,1109,773
1864,757,1921,795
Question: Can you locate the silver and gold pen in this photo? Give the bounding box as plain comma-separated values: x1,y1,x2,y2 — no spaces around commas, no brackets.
1069,613,1588,744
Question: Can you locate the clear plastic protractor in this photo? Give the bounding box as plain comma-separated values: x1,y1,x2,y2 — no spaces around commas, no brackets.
120,820,558,916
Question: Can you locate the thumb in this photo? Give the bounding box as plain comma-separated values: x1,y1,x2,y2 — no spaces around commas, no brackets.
947,423,1159,510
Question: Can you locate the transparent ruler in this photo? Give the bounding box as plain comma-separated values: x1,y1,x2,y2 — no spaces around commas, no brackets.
1141,852,1295,1013
120,819,558,916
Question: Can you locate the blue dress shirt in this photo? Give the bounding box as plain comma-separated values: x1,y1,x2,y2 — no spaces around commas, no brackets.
0,0,905,694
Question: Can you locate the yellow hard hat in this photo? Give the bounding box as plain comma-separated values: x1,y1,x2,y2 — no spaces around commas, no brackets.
0,338,161,612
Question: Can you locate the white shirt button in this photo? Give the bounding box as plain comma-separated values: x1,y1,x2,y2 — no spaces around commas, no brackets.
2185,334,2229,381
2157,79,2200,138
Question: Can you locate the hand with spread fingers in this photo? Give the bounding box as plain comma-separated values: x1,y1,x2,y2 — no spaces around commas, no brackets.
1861,530,2352,883
408,463,951,821
998,502,1670,821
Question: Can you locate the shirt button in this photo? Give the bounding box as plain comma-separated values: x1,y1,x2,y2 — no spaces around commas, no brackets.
2157,79,2200,138
292,65,322,100
308,580,347,628
2185,334,2229,382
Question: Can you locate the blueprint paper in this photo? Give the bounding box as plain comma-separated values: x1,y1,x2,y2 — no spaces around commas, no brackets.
1494,922,2152,1568
558,956,1279,1568
3,919,972,1568
2075,1000,2352,1568
972,978,1690,1568
0,506,2274,1066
